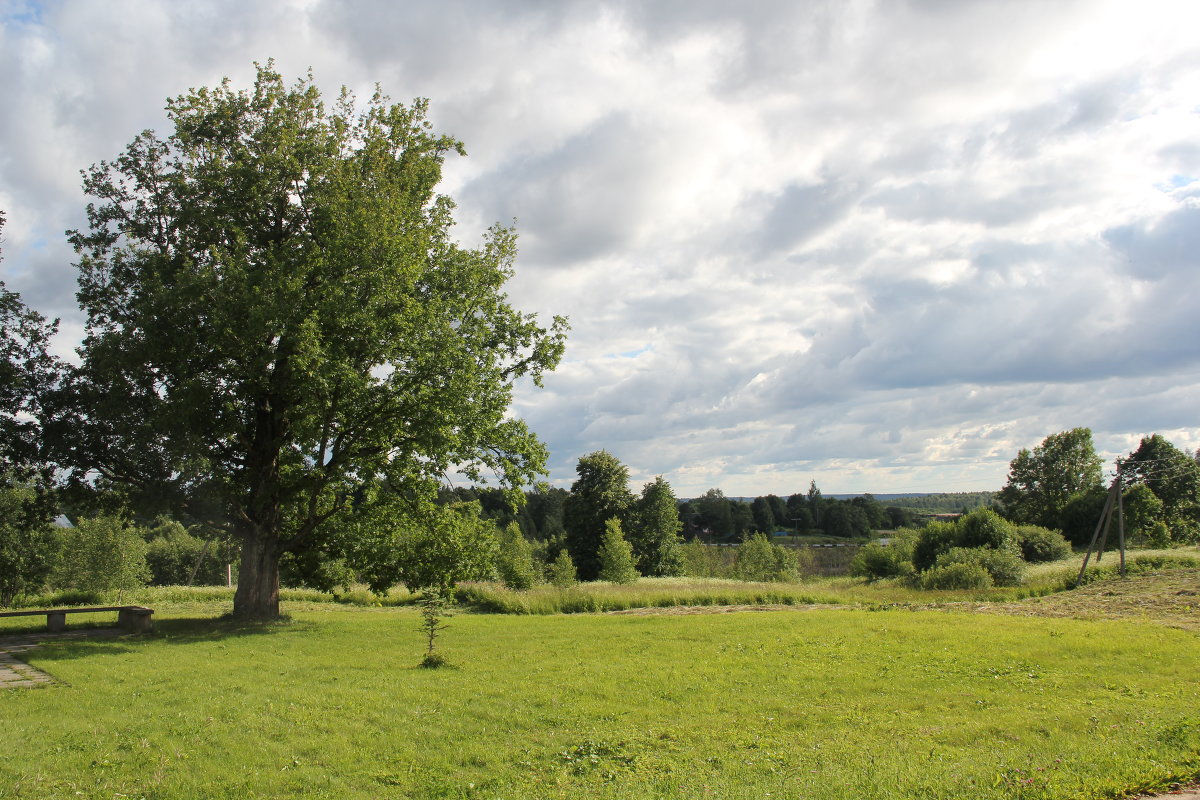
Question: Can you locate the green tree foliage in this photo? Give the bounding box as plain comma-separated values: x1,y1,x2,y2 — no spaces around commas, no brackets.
822,502,872,538
628,476,684,576
884,492,997,514
1058,487,1110,547
143,516,231,586
998,428,1104,528
734,533,800,582
51,64,565,618
278,547,358,595
785,493,812,532
932,546,1025,586
563,451,634,580
418,587,452,668
920,560,993,590
765,494,787,527
0,211,61,476
596,518,638,584
750,496,776,534
0,482,59,606
730,500,755,539
807,481,824,528
848,529,918,581
350,501,498,595
693,488,734,539
955,508,1016,550
54,515,150,597
546,549,578,588
1014,525,1072,563
911,520,960,572
496,521,538,590
1123,434,1200,542
1120,483,1165,546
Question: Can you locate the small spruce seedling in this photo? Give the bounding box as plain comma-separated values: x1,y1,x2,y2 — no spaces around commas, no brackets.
419,588,453,668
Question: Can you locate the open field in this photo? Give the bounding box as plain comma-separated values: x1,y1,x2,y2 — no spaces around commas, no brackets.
2,565,1199,799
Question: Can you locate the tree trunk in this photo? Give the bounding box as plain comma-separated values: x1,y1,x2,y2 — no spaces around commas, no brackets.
232,534,281,619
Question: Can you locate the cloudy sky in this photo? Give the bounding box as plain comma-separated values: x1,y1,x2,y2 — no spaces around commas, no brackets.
2,0,1199,497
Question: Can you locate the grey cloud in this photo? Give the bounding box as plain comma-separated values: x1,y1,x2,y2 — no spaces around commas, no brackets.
1104,202,1200,281
753,179,859,257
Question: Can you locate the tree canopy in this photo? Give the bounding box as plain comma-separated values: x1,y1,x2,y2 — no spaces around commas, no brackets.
1,211,60,476
563,450,633,580
50,63,566,618
998,428,1104,529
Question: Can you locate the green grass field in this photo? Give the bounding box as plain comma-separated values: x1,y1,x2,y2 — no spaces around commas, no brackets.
3,568,1199,799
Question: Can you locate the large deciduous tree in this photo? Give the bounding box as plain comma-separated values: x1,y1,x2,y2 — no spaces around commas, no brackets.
1,210,60,474
998,428,1104,529
1123,434,1200,542
52,64,566,618
627,475,684,576
563,450,634,580
0,210,63,606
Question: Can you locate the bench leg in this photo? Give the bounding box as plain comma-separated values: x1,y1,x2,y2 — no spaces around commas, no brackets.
118,609,154,633
47,612,66,633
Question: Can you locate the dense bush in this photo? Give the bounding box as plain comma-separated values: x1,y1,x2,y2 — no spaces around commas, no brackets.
596,518,638,584
0,484,59,606
920,561,994,590
680,539,736,579
911,520,959,572
933,546,1025,587
848,530,917,581
956,509,1016,550
1059,487,1109,546
496,522,539,590
54,515,150,597
735,534,800,582
144,517,231,586
1015,525,1072,563
546,550,578,587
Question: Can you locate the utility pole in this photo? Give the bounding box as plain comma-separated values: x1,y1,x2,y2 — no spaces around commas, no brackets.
1075,460,1127,587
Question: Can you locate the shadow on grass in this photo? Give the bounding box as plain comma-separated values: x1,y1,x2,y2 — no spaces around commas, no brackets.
3,614,315,663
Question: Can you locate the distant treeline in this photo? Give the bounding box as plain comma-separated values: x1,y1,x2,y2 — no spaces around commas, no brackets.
439,482,1000,544
884,492,998,514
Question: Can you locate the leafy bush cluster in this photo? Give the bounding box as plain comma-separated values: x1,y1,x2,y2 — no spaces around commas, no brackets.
735,534,803,582
850,509,1072,589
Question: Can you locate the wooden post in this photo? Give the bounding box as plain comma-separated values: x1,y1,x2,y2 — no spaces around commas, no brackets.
1116,465,1126,577
1076,480,1119,588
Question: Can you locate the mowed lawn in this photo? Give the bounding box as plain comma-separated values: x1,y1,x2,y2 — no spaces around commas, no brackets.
2,603,1199,800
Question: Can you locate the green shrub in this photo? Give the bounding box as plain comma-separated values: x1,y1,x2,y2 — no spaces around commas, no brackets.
596,518,638,584
956,508,1016,550
934,546,1025,587
53,515,150,598
911,520,958,572
1146,521,1172,548
849,542,913,580
680,539,736,578
547,549,578,588
144,517,231,586
920,561,994,590
1015,525,1072,563
0,483,59,606
735,534,799,582
496,522,539,590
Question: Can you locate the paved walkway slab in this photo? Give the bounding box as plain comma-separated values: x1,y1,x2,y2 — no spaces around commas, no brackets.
0,629,124,689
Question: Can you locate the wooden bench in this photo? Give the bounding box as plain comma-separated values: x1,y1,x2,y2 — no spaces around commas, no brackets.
0,605,154,633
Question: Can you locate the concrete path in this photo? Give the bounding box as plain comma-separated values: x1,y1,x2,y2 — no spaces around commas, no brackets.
0,629,123,689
